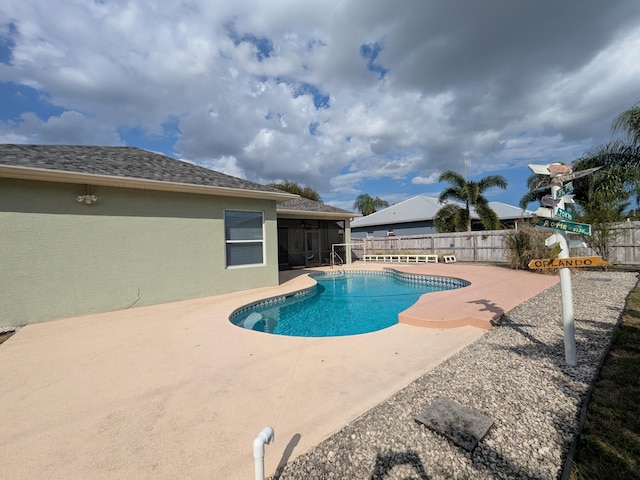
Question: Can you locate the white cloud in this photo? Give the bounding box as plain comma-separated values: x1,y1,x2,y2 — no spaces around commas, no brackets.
0,111,121,145
411,173,439,185
2,0,640,206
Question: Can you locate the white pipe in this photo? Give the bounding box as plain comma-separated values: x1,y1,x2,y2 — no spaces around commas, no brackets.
253,426,274,480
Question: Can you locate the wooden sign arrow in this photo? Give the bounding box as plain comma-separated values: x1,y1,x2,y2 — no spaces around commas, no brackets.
528,163,573,175
528,256,609,269
541,195,559,207
534,167,602,189
547,163,572,174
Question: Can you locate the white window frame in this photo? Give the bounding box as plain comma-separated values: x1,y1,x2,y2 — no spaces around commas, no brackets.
224,210,265,268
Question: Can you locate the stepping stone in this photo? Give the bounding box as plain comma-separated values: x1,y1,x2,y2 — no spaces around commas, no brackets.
415,397,494,451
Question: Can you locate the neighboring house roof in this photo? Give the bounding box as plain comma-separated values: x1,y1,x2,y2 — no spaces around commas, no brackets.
350,195,443,228
0,144,297,201
277,197,359,219
350,195,533,228
486,201,533,220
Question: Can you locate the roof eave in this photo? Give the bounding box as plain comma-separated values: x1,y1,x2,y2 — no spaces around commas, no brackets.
0,165,298,201
277,209,360,220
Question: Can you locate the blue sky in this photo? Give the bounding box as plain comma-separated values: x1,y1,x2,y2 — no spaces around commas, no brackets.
1,1,640,212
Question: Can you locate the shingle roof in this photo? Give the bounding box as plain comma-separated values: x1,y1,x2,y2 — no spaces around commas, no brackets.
351,195,533,227
0,144,294,198
277,197,357,218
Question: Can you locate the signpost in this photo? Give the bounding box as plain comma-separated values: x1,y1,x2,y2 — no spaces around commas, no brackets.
527,162,602,367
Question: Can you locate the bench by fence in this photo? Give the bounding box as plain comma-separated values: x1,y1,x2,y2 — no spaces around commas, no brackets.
363,254,439,263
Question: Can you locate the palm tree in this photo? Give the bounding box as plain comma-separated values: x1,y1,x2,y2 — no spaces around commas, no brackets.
519,173,549,211
612,103,640,146
353,193,389,216
571,141,640,209
433,203,467,232
437,170,508,232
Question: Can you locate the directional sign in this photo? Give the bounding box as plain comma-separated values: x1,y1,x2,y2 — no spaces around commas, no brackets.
528,163,573,175
535,206,554,218
541,195,559,207
555,207,574,221
537,217,591,236
528,256,609,269
528,163,552,175
545,233,562,247
547,163,572,174
534,167,602,189
545,233,586,249
555,182,574,199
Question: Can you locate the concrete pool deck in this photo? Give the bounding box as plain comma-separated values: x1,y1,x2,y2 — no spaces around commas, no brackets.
0,263,558,479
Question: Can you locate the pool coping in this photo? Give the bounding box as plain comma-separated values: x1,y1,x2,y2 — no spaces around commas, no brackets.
244,263,559,331
229,268,472,334
371,262,559,330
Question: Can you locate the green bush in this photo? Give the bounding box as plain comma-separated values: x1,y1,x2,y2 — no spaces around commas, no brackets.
503,224,550,271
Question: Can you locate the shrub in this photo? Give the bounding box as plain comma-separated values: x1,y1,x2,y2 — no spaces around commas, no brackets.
503,224,550,271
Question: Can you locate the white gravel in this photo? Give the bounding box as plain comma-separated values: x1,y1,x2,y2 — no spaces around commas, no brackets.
271,270,639,480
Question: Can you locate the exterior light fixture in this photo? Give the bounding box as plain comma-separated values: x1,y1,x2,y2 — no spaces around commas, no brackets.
76,194,97,205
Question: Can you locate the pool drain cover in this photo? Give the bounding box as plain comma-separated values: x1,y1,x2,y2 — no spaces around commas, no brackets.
415,397,493,451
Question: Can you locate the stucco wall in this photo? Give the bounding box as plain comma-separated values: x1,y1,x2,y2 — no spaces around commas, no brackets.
0,178,280,328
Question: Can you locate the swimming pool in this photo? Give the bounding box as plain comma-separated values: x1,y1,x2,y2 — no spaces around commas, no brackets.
230,270,469,337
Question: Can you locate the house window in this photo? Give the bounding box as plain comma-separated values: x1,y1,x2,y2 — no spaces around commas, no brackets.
224,210,264,267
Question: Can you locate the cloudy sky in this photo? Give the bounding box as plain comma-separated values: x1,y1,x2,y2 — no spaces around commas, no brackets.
1,0,639,211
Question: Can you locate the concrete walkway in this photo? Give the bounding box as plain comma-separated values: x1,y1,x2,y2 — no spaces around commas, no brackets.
0,263,558,480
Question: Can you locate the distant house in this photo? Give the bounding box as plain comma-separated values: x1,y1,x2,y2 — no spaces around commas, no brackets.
350,195,533,238
0,144,356,328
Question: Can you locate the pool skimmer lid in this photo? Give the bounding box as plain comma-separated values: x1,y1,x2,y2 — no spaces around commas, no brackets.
415,397,494,451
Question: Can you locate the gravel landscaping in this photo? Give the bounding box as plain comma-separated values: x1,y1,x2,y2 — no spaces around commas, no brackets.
271,270,639,480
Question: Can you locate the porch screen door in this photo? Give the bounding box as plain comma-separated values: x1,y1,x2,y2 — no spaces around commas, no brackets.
304,229,321,267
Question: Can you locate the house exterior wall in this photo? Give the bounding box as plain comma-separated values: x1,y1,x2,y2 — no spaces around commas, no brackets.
351,220,437,239
0,178,279,328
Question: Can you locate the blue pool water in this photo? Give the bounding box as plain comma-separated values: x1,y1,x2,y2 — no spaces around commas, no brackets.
230,271,469,337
